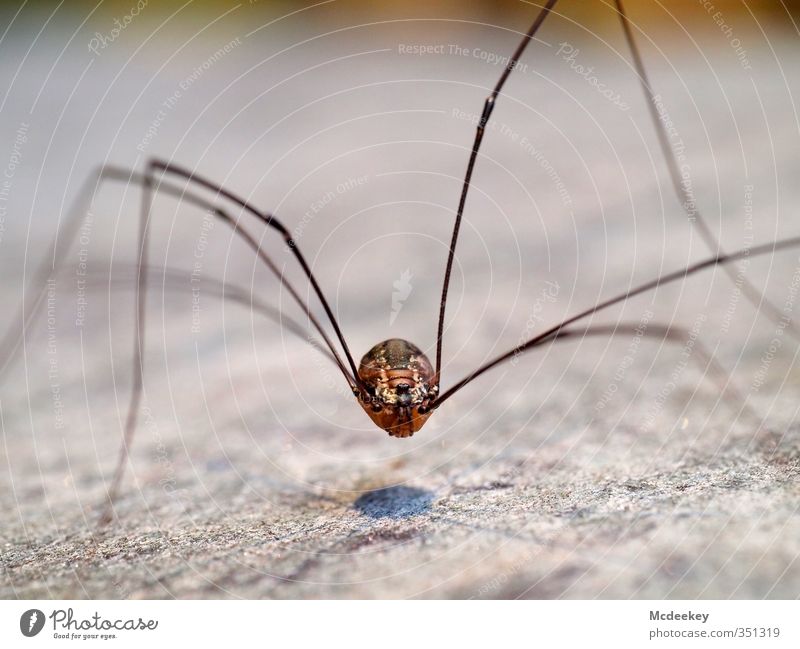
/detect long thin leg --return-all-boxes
[102,164,365,524]
[436,234,800,405]
[0,163,358,525]
[614,0,800,341]
[102,167,152,526]
[92,263,339,367]
[146,159,362,388]
[24,257,341,523]
[537,322,758,423]
[434,0,560,385]
[511,320,761,429]
[0,167,354,387]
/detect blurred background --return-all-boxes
[1,0,799,599]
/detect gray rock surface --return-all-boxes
[1,1,799,599]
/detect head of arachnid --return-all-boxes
[355,338,438,438]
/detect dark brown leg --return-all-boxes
[146,160,362,386]
[99,162,365,525]
[88,263,338,366]
[0,163,357,526]
[435,0,560,385]
[614,0,800,342]
[437,234,800,405]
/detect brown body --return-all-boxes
[357,339,438,437]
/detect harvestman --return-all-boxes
[1,0,798,524]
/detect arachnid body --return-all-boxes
[357,339,437,438]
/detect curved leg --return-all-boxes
[102,163,363,524]
[0,163,356,525]
[537,321,759,426]
[434,0,560,385]
[614,0,800,343]
[85,263,338,367]
[145,159,362,387]
[436,234,800,405]
[0,167,353,386]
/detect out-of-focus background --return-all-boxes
[1,0,799,598]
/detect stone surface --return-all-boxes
[0,1,799,599]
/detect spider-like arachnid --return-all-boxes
[2,0,798,525]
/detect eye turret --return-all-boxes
[396,382,412,407]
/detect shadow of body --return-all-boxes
[354,486,434,519]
